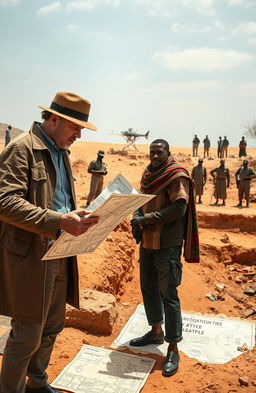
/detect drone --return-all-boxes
[120,128,150,151]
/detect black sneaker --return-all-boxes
[162,351,180,377]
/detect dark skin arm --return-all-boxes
[131,199,188,229]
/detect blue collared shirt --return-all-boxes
[37,123,73,213]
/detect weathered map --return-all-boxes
[0,315,11,354]
[112,304,255,364]
[42,174,154,260]
[51,344,155,393]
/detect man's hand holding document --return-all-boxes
[42,174,155,260]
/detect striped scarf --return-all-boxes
[141,157,200,263]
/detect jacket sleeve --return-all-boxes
[0,143,61,239]
[87,160,96,173]
[142,199,187,225]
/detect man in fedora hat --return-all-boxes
[86,149,108,208]
[0,92,99,393]
[235,159,256,208]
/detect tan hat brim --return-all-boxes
[38,105,97,131]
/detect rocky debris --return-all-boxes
[223,258,233,265]
[108,148,128,156]
[235,275,243,284]
[215,283,225,292]
[237,343,249,352]
[65,288,118,335]
[220,234,230,243]
[249,192,256,202]
[205,293,216,301]
[239,376,249,387]
[241,308,256,318]
[244,283,256,296]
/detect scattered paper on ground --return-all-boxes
[112,304,255,364]
[0,315,11,354]
[51,344,155,393]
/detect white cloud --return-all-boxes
[225,0,244,5]
[232,21,256,35]
[248,37,256,45]
[153,47,253,71]
[66,0,120,11]
[148,81,223,94]
[162,10,176,18]
[62,24,81,32]
[224,0,253,6]
[236,83,256,94]
[0,0,20,5]
[181,0,216,15]
[37,1,61,16]
[171,20,224,34]
[171,22,212,33]
[126,72,141,80]
[213,20,224,30]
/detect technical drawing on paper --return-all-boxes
[51,345,155,393]
[112,304,255,364]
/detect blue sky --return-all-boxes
[0,0,256,147]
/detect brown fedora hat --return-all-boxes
[38,91,97,131]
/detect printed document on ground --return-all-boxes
[51,344,155,393]
[112,304,255,364]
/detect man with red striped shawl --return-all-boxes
[130,139,199,377]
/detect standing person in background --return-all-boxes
[192,134,200,157]
[0,91,99,393]
[191,158,207,204]
[217,136,222,158]
[221,136,229,158]
[235,159,256,208]
[239,136,247,158]
[203,135,210,158]
[210,159,230,206]
[130,139,199,378]
[5,124,12,146]
[86,150,107,208]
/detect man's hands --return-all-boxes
[130,216,145,229]
[60,210,99,236]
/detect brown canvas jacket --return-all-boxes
[0,122,79,323]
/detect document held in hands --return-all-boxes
[42,174,155,260]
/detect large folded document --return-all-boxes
[42,174,154,260]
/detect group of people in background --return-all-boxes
[192,134,248,159]
[191,158,256,208]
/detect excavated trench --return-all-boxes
[78,219,138,299]
[198,210,256,266]
[77,210,256,301]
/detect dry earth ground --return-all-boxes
[0,141,256,393]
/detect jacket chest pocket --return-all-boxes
[30,166,50,207]
[31,166,47,181]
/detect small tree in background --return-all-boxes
[245,120,256,139]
